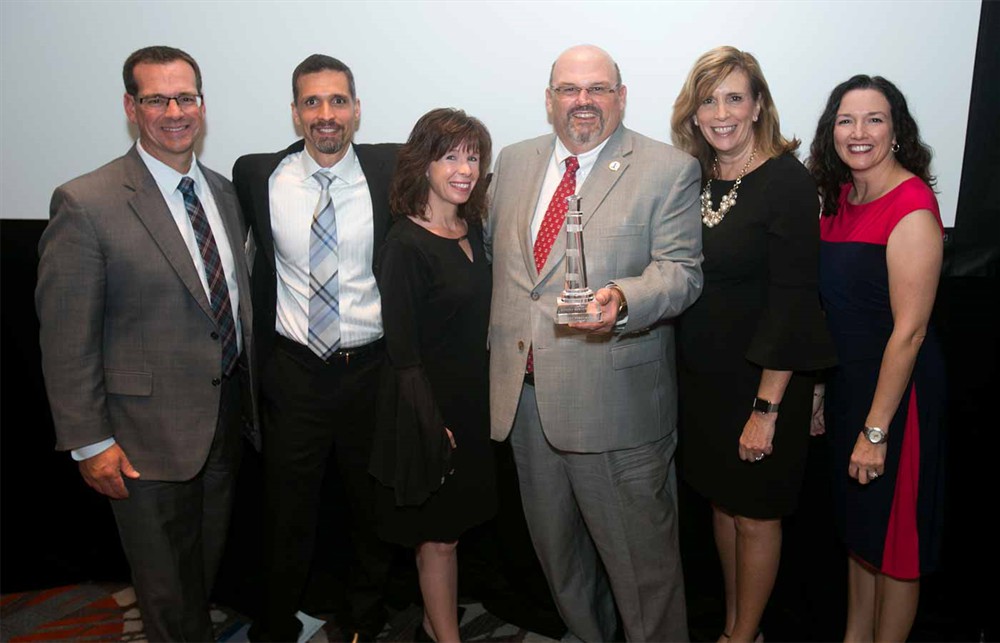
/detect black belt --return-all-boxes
[524,371,535,386]
[275,333,384,366]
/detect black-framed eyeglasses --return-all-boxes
[133,93,203,111]
[549,85,619,98]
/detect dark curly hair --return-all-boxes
[807,75,935,216]
[390,108,492,222]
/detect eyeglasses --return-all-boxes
[549,85,619,99]
[134,94,203,111]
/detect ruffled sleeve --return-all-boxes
[745,157,838,371]
[368,228,452,506]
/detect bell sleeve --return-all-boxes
[369,233,452,506]
[745,158,838,372]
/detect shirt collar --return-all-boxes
[299,143,360,185]
[554,135,610,171]
[135,139,205,193]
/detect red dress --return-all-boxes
[819,177,946,578]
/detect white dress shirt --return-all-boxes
[72,141,242,461]
[530,136,611,243]
[269,145,383,349]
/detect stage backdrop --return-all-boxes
[0,0,981,226]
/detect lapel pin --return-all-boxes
[609,161,621,172]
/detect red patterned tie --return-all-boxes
[533,156,579,272]
[526,156,578,374]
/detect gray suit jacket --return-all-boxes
[36,145,259,481]
[487,125,703,452]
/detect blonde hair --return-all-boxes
[671,46,799,180]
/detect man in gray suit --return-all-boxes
[487,44,703,641]
[36,46,256,641]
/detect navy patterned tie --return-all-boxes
[177,177,239,375]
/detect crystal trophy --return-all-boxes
[556,195,603,324]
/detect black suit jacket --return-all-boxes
[232,140,400,370]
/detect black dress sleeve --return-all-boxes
[745,157,838,371]
[368,229,452,506]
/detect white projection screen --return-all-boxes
[0,1,982,227]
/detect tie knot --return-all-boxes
[314,170,333,190]
[177,176,196,195]
[564,156,579,174]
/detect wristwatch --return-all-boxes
[606,283,628,319]
[862,426,887,444]
[752,397,779,415]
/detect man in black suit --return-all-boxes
[232,54,398,642]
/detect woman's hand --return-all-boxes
[738,412,776,462]
[810,383,826,436]
[848,432,886,485]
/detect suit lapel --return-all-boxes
[203,165,253,336]
[355,143,394,263]
[579,126,632,228]
[123,147,214,320]
[522,137,556,282]
[251,140,306,271]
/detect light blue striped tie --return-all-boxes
[309,170,340,358]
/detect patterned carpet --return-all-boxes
[0,583,556,642]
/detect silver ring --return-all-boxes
[870,471,879,479]
[754,453,764,461]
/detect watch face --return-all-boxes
[866,427,886,444]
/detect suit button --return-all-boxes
[212,378,221,386]
[517,340,525,351]
[211,332,220,340]
[530,292,540,301]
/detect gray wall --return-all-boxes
[0,0,981,225]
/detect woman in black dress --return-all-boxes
[809,76,945,642]
[369,108,494,643]
[671,47,836,642]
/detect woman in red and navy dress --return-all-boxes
[808,75,945,642]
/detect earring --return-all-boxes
[891,142,900,153]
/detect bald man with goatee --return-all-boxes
[486,44,703,641]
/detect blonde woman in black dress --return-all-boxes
[671,47,836,643]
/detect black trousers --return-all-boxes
[111,368,242,642]
[252,335,391,640]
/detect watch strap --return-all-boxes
[752,397,779,414]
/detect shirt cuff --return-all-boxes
[71,438,116,461]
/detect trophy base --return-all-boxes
[556,296,603,324]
